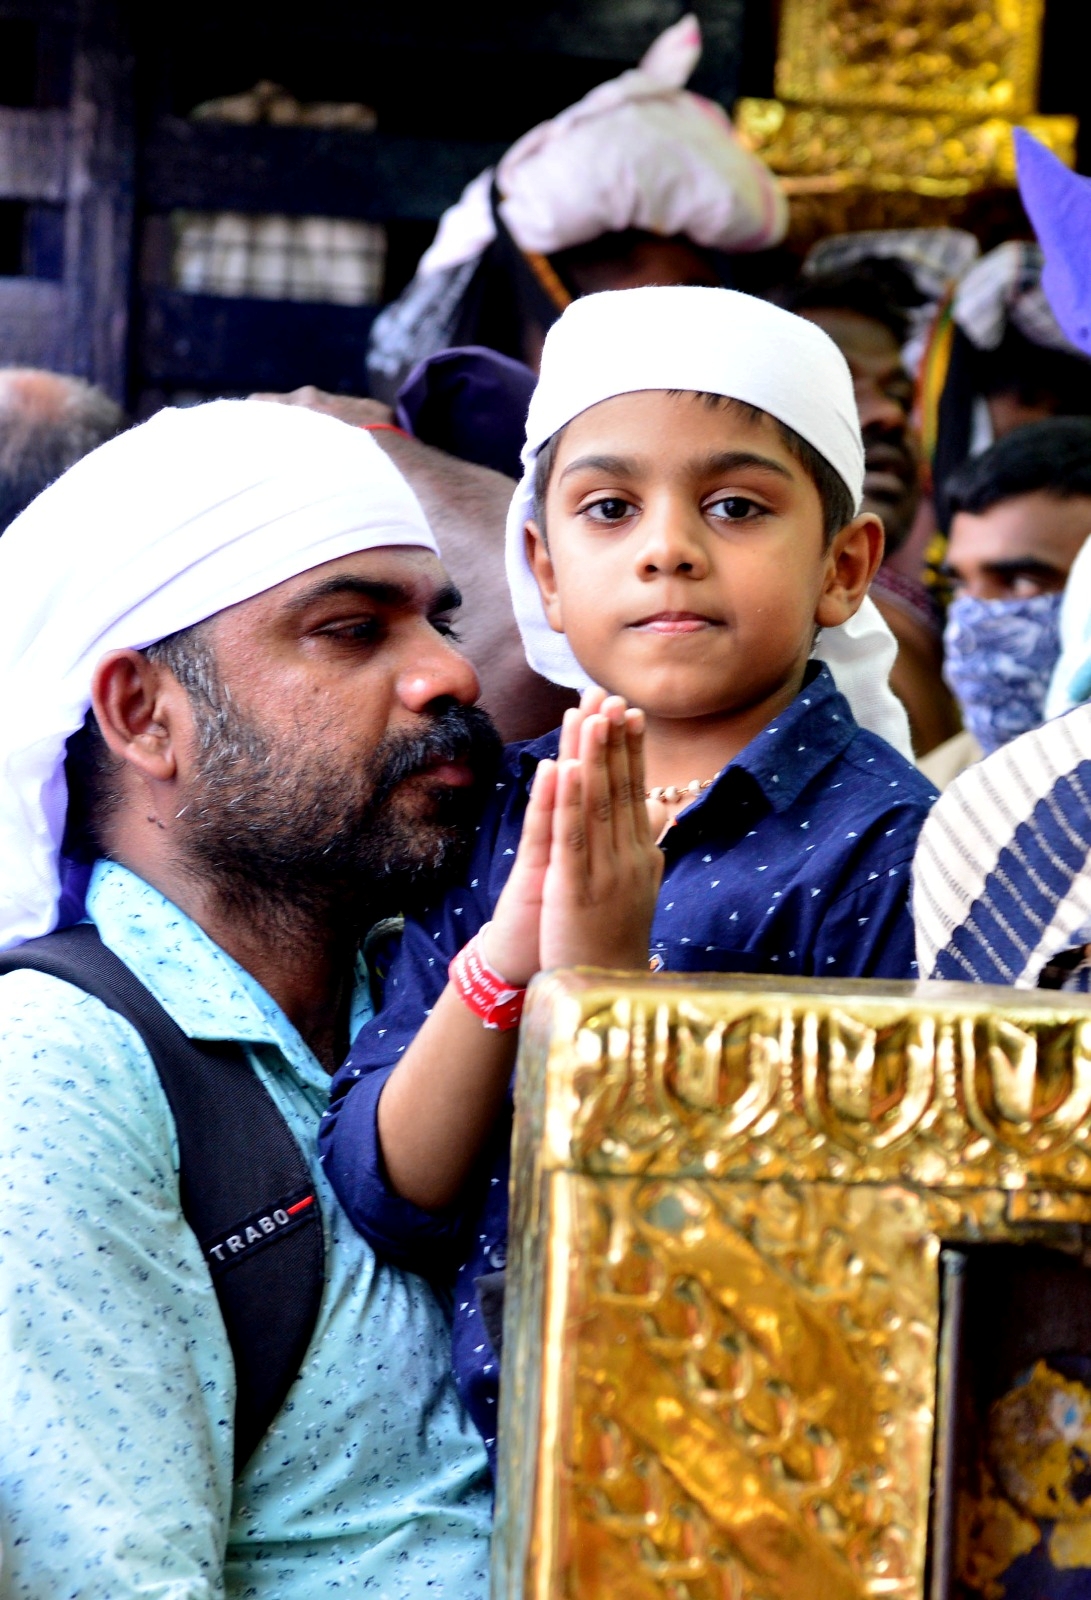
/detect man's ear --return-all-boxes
[524,520,565,635]
[90,650,183,784]
[814,512,885,629]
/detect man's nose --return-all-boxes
[396,629,481,712]
[857,381,909,436]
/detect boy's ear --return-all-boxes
[524,520,566,634]
[814,511,885,629]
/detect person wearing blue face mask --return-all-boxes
[922,417,1091,784]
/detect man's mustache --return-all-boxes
[367,703,503,809]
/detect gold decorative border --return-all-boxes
[526,972,1091,1193]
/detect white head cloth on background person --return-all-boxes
[503,284,913,756]
[367,16,786,398]
[418,14,785,275]
[0,400,439,951]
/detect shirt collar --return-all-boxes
[724,662,857,814]
[85,862,370,1068]
[512,664,856,817]
[514,726,562,774]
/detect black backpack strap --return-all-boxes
[0,923,325,1470]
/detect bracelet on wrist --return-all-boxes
[448,924,526,1031]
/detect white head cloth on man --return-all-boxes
[0,399,439,951]
[503,284,912,755]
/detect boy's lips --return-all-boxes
[630,611,719,634]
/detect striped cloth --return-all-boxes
[914,703,1091,988]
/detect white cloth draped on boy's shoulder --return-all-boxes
[503,283,912,757]
[0,399,438,951]
[913,702,1091,986]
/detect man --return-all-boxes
[0,400,495,1597]
[926,416,1091,785]
[786,266,960,755]
[0,367,125,533]
[913,134,1091,998]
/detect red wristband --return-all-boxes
[448,925,526,1031]
[360,422,412,438]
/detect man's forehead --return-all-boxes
[221,546,452,622]
[950,492,1091,557]
[799,306,902,368]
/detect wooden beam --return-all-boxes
[0,278,65,366]
[59,0,134,400]
[141,119,505,222]
[139,288,378,393]
[0,109,68,201]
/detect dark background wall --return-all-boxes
[2,0,1089,409]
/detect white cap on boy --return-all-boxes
[503,284,911,755]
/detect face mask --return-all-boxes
[943,591,1064,756]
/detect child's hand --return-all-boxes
[538,695,663,973]
[482,689,610,986]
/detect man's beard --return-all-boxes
[174,696,502,936]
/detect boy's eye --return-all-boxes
[707,495,764,521]
[431,617,462,641]
[584,496,635,522]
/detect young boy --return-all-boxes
[320,286,938,1472]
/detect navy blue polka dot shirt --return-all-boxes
[321,662,938,1473]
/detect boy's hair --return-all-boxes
[531,393,856,544]
[945,416,1091,518]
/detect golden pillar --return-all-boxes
[496,971,1091,1597]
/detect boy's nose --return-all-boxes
[635,507,709,578]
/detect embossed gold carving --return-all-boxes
[494,973,1091,1600]
[734,101,1076,198]
[776,0,1045,116]
[734,0,1077,207]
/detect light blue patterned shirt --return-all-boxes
[0,861,491,1599]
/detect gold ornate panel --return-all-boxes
[734,0,1077,219]
[493,972,1091,1600]
[776,0,1045,118]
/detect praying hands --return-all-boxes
[483,687,663,987]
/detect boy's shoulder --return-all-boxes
[731,664,937,826]
[838,725,939,813]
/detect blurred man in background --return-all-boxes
[0,369,125,535]
[787,265,961,755]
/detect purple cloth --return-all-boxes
[55,857,92,930]
[1015,129,1091,357]
[395,346,536,481]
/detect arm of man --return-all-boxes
[252,386,577,742]
[0,973,234,1600]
